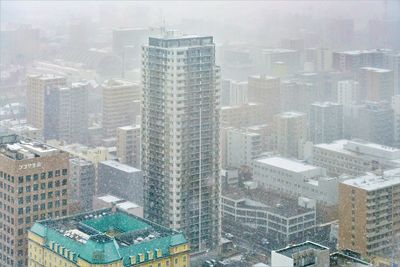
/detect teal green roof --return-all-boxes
[29,210,188,266]
[83,212,150,233]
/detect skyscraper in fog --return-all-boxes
[273,111,308,159]
[27,74,67,132]
[44,82,89,144]
[142,32,220,251]
[309,102,343,144]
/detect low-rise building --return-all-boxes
[98,160,143,206]
[28,209,190,267]
[311,139,400,176]
[253,156,343,205]
[222,188,316,246]
[227,128,262,169]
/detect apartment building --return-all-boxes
[116,125,141,169]
[339,168,400,259]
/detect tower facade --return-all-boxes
[142,32,221,251]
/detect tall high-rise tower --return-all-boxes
[142,31,221,251]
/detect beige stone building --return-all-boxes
[0,134,69,267]
[26,74,67,131]
[102,79,140,138]
[116,125,141,168]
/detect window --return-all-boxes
[48,171,53,178]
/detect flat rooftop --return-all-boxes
[30,209,187,265]
[222,187,315,218]
[341,168,400,191]
[361,67,392,73]
[311,101,342,108]
[276,111,306,118]
[100,160,141,173]
[0,134,61,160]
[255,156,320,173]
[274,241,328,258]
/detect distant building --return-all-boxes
[248,75,281,122]
[337,80,359,107]
[222,187,316,246]
[260,48,300,75]
[359,67,394,102]
[0,135,69,266]
[311,139,400,176]
[280,80,318,113]
[26,74,67,131]
[28,209,190,267]
[309,102,343,144]
[98,160,143,206]
[339,169,400,258]
[116,125,141,168]
[220,102,265,128]
[332,49,388,73]
[44,81,89,144]
[8,124,41,140]
[93,194,143,217]
[69,158,95,212]
[273,111,308,159]
[102,79,139,138]
[226,128,262,169]
[221,79,248,106]
[392,95,400,147]
[253,156,344,205]
[353,101,393,146]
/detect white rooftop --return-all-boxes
[97,195,122,203]
[100,160,141,173]
[116,201,140,210]
[361,67,392,73]
[255,156,320,173]
[277,111,306,118]
[341,168,400,191]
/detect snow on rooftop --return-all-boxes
[341,168,400,191]
[100,160,141,173]
[277,111,306,118]
[116,201,140,210]
[361,67,392,73]
[314,140,354,155]
[98,195,122,203]
[255,156,319,173]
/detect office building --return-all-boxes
[353,101,393,146]
[337,80,359,108]
[309,102,343,144]
[332,49,388,73]
[271,241,330,267]
[26,74,67,131]
[226,128,262,169]
[44,81,89,144]
[248,75,281,122]
[142,32,221,250]
[359,67,394,102]
[116,125,141,168]
[28,209,190,267]
[384,53,400,96]
[69,158,95,212]
[0,135,69,267]
[98,160,143,206]
[392,95,400,147]
[220,102,265,128]
[222,188,316,246]
[93,194,143,217]
[273,112,308,159]
[312,139,400,176]
[339,169,400,258]
[102,79,139,138]
[280,80,318,113]
[8,125,41,140]
[221,79,248,106]
[260,48,300,75]
[253,156,345,205]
